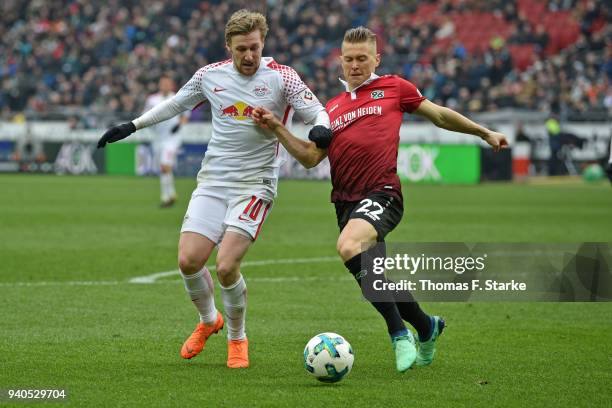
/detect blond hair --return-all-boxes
[343,26,377,46]
[225,9,269,45]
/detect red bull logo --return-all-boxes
[220,101,255,121]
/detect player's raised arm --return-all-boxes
[253,107,327,169]
[413,99,509,152]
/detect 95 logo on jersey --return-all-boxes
[371,90,384,99]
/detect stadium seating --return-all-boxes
[0,0,609,121]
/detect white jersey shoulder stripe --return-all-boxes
[264,59,307,99]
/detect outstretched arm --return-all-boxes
[253,107,327,169]
[97,98,188,148]
[98,66,206,149]
[414,100,509,152]
[133,98,188,130]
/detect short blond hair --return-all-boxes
[225,9,268,45]
[343,26,377,46]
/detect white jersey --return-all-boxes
[144,92,182,142]
[173,57,325,192]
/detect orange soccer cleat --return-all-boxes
[227,338,249,368]
[180,312,224,359]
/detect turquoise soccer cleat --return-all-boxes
[392,331,417,373]
[415,316,445,366]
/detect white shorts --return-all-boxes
[181,185,274,243]
[153,138,181,168]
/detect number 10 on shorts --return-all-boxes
[236,195,272,240]
[239,196,268,222]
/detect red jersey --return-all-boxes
[326,75,425,202]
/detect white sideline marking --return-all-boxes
[3,249,571,288]
[128,256,339,284]
[0,275,351,288]
[0,256,342,288]
[126,249,570,284]
[0,280,122,287]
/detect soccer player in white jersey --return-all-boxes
[97,10,331,368]
[143,74,189,208]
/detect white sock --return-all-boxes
[167,172,176,198]
[221,275,247,340]
[160,173,169,202]
[181,267,217,325]
[160,172,174,201]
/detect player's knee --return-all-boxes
[215,259,239,286]
[178,253,204,275]
[336,238,361,262]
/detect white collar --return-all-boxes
[339,73,380,92]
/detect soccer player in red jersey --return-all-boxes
[253,27,508,372]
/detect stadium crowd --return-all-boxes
[0,0,609,123]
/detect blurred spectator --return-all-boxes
[515,122,531,143]
[546,115,562,175]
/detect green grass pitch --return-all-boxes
[1,174,611,407]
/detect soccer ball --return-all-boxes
[303,332,354,383]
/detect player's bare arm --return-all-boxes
[253,107,327,169]
[414,99,509,152]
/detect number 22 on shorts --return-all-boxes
[355,198,384,221]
